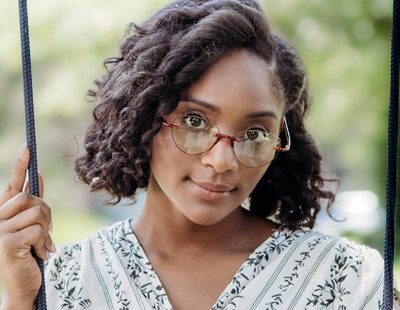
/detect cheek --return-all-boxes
[150,132,173,172]
[242,165,269,194]
[150,130,189,181]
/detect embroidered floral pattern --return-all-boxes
[265,234,328,309]
[305,242,369,309]
[97,232,131,310]
[45,219,386,309]
[216,230,304,309]
[47,244,92,309]
[107,221,171,310]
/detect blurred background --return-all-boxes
[0,0,398,286]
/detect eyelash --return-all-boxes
[182,111,209,122]
[181,111,270,133]
[248,126,269,133]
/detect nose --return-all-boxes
[200,137,239,173]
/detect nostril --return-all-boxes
[200,140,239,172]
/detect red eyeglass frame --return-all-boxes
[162,117,291,153]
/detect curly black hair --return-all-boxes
[75,0,337,230]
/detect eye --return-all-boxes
[183,115,208,129]
[244,129,269,143]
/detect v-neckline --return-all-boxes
[123,218,287,310]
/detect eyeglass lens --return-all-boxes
[171,116,280,167]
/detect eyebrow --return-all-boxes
[181,97,219,112]
[180,97,278,120]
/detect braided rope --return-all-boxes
[383,0,399,308]
[17,0,47,309]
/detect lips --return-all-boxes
[192,180,235,192]
[188,179,235,201]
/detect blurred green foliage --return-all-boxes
[0,0,398,278]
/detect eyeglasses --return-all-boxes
[162,114,291,168]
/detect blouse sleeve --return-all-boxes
[394,278,400,310]
[354,246,399,310]
[44,243,86,309]
[352,247,383,309]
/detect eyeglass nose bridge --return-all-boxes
[212,132,241,147]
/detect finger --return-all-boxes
[1,205,50,234]
[12,224,48,261]
[9,144,30,194]
[23,173,44,199]
[0,192,51,223]
[44,231,56,254]
[0,145,30,206]
[31,231,49,261]
[22,170,29,192]
[39,173,44,198]
[1,224,48,261]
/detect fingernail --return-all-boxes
[46,251,50,260]
[51,242,56,253]
[19,143,27,154]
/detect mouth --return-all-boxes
[188,179,235,201]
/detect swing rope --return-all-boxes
[384,0,399,308]
[17,0,47,309]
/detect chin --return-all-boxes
[182,203,238,227]
[188,215,225,226]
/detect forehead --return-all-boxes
[181,49,284,120]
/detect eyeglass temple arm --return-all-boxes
[274,117,291,152]
[162,119,179,129]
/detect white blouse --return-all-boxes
[45,218,395,309]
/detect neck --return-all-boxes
[133,192,259,257]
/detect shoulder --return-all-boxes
[45,218,134,280]
[282,228,384,281]
[44,219,136,308]
[307,229,383,273]
[279,228,382,263]
[280,229,384,308]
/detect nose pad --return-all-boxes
[212,132,237,147]
[200,138,239,173]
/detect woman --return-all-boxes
[0,0,391,309]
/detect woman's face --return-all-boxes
[148,49,284,226]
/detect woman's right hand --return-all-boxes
[0,145,55,309]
